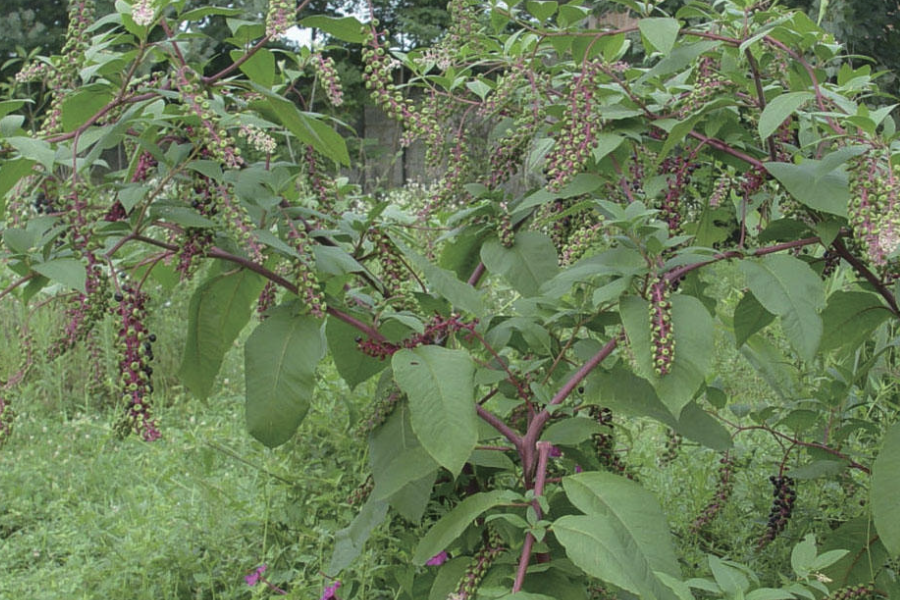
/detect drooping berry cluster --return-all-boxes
[560,219,604,266]
[216,184,264,263]
[544,61,604,191]
[370,230,407,301]
[302,145,335,211]
[589,406,630,476]
[659,429,682,466]
[0,396,14,448]
[677,56,726,117]
[113,286,159,442]
[265,0,294,38]
[174,67,243,169]
[649,277,675,376]
[357,379,403,435]
[451,526,505,600]
[361,28,417,129]
[824,584,875,600]
[759,474,796,546]
[39,0,95,135]
[708,173,732,207]
[48,262,108,359]
[691,455,735,533]
[14,61,50,85]
[659,154,698,233]
[848,151,900,273]
[312,53,344,107]
[488,113,540,189]
[357,314,477,360]
[287,225,326,318]
[497,201,515,248]
[347,475,374,505]
[422,133,471,217]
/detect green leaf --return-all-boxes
[428,557,471,600]
[541,417,606,446]
[819,291,891,353]
[413,490,509,564]
[764,160,849,217]
[481,232,560,297]
[6,137,56,171]
[620,294,714,417]
[244,310,325,447]
[371,446,438,501]
[758,92,814,140]
[325,315,388,388]
[179,267,265,400]
[61,88,114,133]
[32,259,86,293]
[369,403,436,522]
[675,401,732,451]
[0,158,35,211]
[263,92,349,165]
[733,290,776,347]
[639,17,681,55]
[299,15,365,43]
[230,48,275,88]
[872,421,900,557]
[562,472,682,577]
[526,0,557,21]
[821,517,890,586]
[328,496,389,573]
[554,515,677,600]
[739,255,825,362]
[396,240,484,316]
[708,556,749,595]
[393,346,477,475]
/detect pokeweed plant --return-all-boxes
[1,0,900,597]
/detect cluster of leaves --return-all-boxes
[2,0,900,598]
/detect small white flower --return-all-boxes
[132,0,156,27]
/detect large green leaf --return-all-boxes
[61,88,114,133]
[758,92,814,140]
[299,15,365,42]
[562,472,681,577]
[179,267,264,400]
[872,422,900,557]
[31,259,86,293]
[554,515,677,600]
[733,290,775,348]
[620,294,714,417]
[370,403,436,522]
[393,346,477,475]
[396,240,484,316]
[821,517,890,586]
[412,490,509,565]
[325,314,388,388]
[739,254,825,362]
[639,17,681,55]
[230,47,275,88]
[0,158,35,212]
[819,291,891,353]
[676,401,733,451]
[480,232,560,297]
[764,160,849,217]
[328,496,390,574]
[262,91,349,165]
[244,310,325,447]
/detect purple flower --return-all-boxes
[574,464,583,473]
[426,550,449,566]
[244,564,266,587]
[549,445,563,458]
[321,580,341,600]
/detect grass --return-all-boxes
[0,284,390,599]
